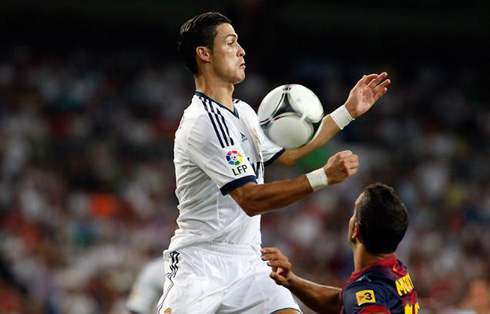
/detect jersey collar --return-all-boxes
[347,254,398,284]
[195,91,240,118]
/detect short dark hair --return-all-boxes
[177,12,231,75]
[356,183,409,255]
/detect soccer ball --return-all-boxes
[258,84,324,149]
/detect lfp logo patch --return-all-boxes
[226,150,243,166]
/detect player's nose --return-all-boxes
[238,43,245,57]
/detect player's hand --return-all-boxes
[261,247,295,287]
[344,72,391,118]
[323,150,359,185]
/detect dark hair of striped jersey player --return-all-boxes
[352,183,408,254]
[262,183,420,314]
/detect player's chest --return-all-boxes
[229,115,262,162]
[227,114,264,179]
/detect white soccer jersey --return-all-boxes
[168,91,284,252]
[126,258,163,314]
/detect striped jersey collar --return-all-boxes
[195,91,239,118]
[347,254,398,284]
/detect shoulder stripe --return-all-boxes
[214,107,235,146]
[201,97,225,148]
[207,99,231,147]
[200,97,234,148]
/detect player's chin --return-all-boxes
[233,73,246,84]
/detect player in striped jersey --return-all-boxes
[263,183,419,314]
[157,12,391,314]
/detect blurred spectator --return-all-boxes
[125,258,163,314]
[457,277,490,314]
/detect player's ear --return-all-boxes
[196,46,211,63]
[353,222,363,243]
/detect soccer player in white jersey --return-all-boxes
[157,12,391,314]
[126,258,163,314]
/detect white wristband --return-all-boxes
[306,168,329,192]
[330,105,355,130]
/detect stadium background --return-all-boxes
[0,0,488,313]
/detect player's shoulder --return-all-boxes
[345,274,390,296]
[179,95,217,128]
[233,98,260,124]
[177,94,237,150]
[345,267,397,299]
[233,98,255,113]
[186,94,211,116]
[343,278,391,313]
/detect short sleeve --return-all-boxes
[187,114,257,195]
[343,282,391,314]
[126,259,164,314]
[255,118,285,166]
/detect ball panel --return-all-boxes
[287,84,324,123]
[257,85,285,123]
[267,113,313,149]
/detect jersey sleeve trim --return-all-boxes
[264,148,285,167]
[359,305,391,314]
[220,175,257,195]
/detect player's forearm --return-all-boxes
[277,115,340,166]
[231,176,312,216]
[233,150,358,216]
[287,274,343,314]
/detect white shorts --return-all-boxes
[157,243,302,314]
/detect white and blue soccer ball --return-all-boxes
[258,84,324,149]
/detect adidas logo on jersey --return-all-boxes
[241,132,248,142]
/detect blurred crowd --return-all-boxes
[0,46,489,314]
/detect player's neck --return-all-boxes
[353,245,394,272]
[195,75,235,110]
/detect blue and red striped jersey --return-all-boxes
[342,255,419,314]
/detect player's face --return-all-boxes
[210,23,246,84]
[348,193,364,247]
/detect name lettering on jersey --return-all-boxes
[232,165,248,176]
[355,289,376,306]
[396,273,415,296]
[404,302,420,314]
